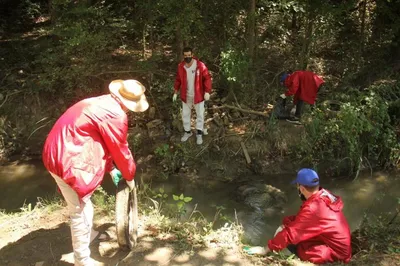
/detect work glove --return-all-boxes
[280,94,286,99]
[290,106,296,116]
[126,179,135,191]
[204,92,210,101]
[172,93,178,102]
[243,246,268,256]
[110,168,122,187]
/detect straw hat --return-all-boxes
[109,79,149,112]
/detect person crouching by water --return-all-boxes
[244,168,352,264]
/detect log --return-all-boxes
[240,141,251,164]
[211,104,270,118]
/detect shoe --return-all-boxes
[196,134,203,145]
[286,117,302,125]
[181,132,193,142]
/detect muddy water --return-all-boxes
[1,160,399,246]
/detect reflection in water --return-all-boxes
[1,160,399,247]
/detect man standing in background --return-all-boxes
[173,47,212,145]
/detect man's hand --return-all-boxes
[172,93,178,102]
[243,246,269,256]
[126,179,135,191]
[280,94,287,99]
[110,168,122,187]
[204,92,210,101]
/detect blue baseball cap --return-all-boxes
[291,168,320,186]
[280,73,289,84]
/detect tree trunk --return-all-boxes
[359,0,367,58]
[142,25,146,59]
[298,4,314,70]
[247,0,256,61]
[48,0,56,24]
[247,0,256,91]
[175,25,183,62]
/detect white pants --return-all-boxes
[182,96,205,132]
[51,173,94,266]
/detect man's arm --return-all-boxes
[201,64,212,93]
[284,73,299,97]
[282,215,296,226]
[173,67,182,93]
[98,116,136,181]
[268,204,320,251]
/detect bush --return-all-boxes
[295,89,400,175]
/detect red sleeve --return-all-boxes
[104,156,114,173]
[268,204,320,251]
[98,116,136,181]
[174,66,181,93]
[201,64,212,93]
[282,215,296,226]
[285,73,299,97]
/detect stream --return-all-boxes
[1,159,399,246]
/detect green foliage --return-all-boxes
[357,213,400,254]
[172,193,192,219]
[91,186,116,213]
[296,89,400,174]
[154,143,190,174]
[32,2,132,95]
[220,48,249,83]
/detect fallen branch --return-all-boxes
[240,141,251,164]
[211,104,270,118]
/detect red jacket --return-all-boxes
[42,95,136,200]
[284,71,324,105]
[174,57,212,104]
[268,188,351,264]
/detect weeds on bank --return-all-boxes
[154,143,192,174]
[92,186,116,214]
[295,88,400,175]
[353,199,400,255]
[0,195,64,224]
[137,183,243,250]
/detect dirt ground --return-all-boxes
[1,204,399,266]
[0,205,310,266]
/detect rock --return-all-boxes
[172,118,184,132]
[148,107,156,119]
[236,184,287,212]
[146,119,165,138]
[223,116,230,126]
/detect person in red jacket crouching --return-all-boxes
[244,168,352,264]
[42,79,149,266]
[280,71,325,125]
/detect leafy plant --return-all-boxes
[172,193,192,219]
[154,143,190,174]
[295,89,400,175]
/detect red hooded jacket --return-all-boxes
[174,57,212,104]
[42,95,136,200]
[268,188,352,264]
[284,71,324,105]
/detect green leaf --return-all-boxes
[159,187,164,193]
[183,197,192,203]
[179,194,184,200]
[172,194,179,201]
